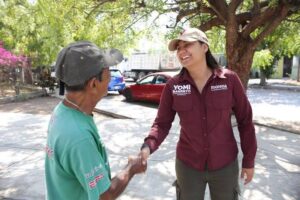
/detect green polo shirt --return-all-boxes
[45,102,111,200]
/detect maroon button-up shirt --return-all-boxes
[144,68,257,171]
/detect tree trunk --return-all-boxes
[259,68,267,86]
[24,67,33,84]
[221,0,294,89]
[226,34,255,89]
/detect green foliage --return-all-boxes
[269,15,300,57]
[206,27,226,54]
[252,13,300,78]
[261,64,275,79]
[252,13,300,58]
[252,49,274,69]
[0,0,146,68]
[252,49,275,79]
[0,0,299,74]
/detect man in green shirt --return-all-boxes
[45,41,146,200]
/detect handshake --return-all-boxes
[127,146,151,175]
[100,146,152,199]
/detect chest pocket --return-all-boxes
[172,95,195,124]
[207,90,233,110]
[172,96,193,111]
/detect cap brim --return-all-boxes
[168,39,180,51]
[102,48,124,67]
[168,38,200,51]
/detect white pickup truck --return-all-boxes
[123,53,182,81]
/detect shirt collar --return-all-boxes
[179,67,226,83]
[213,68,227,79]
[179,68,193,83]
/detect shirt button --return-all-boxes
[204,147,208,151]
[204,133,207,136]
[202,117,206,120]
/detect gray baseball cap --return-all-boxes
[55,41,123,94]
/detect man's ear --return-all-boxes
[87,77,97,89]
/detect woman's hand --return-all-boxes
[139,146,150,166]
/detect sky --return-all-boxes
[136,12,190,53]
[28,0,36,4]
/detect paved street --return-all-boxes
[248,89,300,134]
[0,87,300,200]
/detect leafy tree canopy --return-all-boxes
[0,0,148,67]
[252,12,300,72]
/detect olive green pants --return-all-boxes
[175,159,240,200]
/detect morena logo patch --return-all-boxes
[210,84,228,91]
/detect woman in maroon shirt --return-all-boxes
[140,28,257,200]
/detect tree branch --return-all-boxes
[251,4,290,49]
[286,16,300,23]
[171,3,215,26]
[199,17,224,31]
[242,6,278,37]
[236,12,252,25]
[183,13,201,25]
[123,13,149,31]
[252,1,270,13]
[175,7,200,24]
[242,0,299,37]
[207,0,228,23]
[229,0,243,12]
[171,0,199,5]
[87,0,118,18]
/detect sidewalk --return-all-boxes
[248,78,300,92]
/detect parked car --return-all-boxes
[108,69,126,94]
[121,71,179,103]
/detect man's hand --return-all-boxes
[100,156,147,200]
[241,168,254,185]
[128,156,147,174]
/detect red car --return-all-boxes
[121,71,179,103]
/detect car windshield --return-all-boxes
[155,75,167,84]
[139,75,154,84]
[110,70,122,77]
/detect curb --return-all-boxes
[93,108,132,119]
[231,117,299,135]
[253,119,300,135]
[51,93,132,119]
[0,90,48,104]
[249,84,300,92]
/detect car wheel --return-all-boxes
[123,89,133,102]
